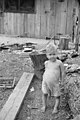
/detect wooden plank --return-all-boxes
[78,3,80,44]
[0,13,4,34]
[34,0,40,38]
[4,13,8,34]
[28,14,35,38]
[6,13,11,35]
[60,0,67,34]
[66,0,77,36]
[50,0,56,36]
[10,13,14,35]
[13,13,17,35]
[66,0,72,35]
[44,0,50,12]
[20,13,24,35]
[54,0,57,35]
[16,13,20,35]
[55,1,62,35]
[0,72,34,120]
[40,0,47,38]
[9,13,13,35]
[16,13,21,35]
[45,0,50,37]
[49,15,55,37]
[24,14,28,36]
[0,18,1,34]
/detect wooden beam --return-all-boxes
[0,72,34,120]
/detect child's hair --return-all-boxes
[46,43,57,55]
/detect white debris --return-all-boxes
[30,87,34,92]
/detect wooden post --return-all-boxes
[75,17,79,51]
[59,36,70,50]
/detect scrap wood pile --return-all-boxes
[57,49,79,62]
[0,42,36,52]
[60,52,80,118]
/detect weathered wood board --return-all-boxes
[0,72,34,120]
[0,0,80,39]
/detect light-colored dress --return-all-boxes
[42,59,64,97]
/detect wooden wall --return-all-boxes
[0,0,79,39]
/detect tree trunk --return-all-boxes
[29,52,48,80]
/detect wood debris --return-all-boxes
[0,77,15,88]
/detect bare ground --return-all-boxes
[15,54,80,120]
[16,76,71,120]
[0,48,80,120]
[0,50,34,111]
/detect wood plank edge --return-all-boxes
[0,72,34,120]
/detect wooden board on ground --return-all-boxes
[0,77,15,88]
[0,72,34,120]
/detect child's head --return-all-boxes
[46,43,57,60]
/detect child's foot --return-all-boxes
[41,106,47,113]
[52,109,58,114]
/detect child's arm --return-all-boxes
[44,61,48,69]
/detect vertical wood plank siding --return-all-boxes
[34,0,40,38]
[0,0,79,38]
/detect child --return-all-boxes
[41,43,65,114]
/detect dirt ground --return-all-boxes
[0,46,80,120]
[16,54,80,120]
[16,76,72,120]
[0,49,34,111]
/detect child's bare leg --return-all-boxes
[41,94,48,112]
[52,96,60,114]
